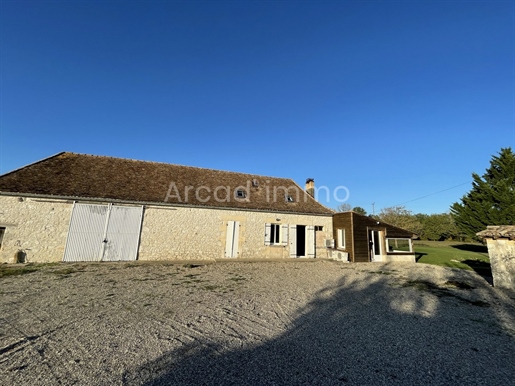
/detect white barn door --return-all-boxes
[63,203,108,262]
[63,203,143,262]
[102,206,144,261]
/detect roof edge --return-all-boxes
[0,191,334,217]
[336,211,417,237]
[0,151,67,178]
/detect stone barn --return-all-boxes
[0,152,334,263]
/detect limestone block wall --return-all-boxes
[485,238,515,289]
[0,195,73,263]
[138,205,333,261]
[0,195,333,263]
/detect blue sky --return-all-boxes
[1,1,514,214]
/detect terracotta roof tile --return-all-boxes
[0,152,334,215]
[477,225,515,240]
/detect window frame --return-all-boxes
[0,227,5,249]
[386,238,413,253]
[270,223,281,245]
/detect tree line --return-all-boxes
[337,147,515,241]
[337,204,462,241]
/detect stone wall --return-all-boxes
[0,195,333,263]
[0,196,73,263]
[139,205,333,260]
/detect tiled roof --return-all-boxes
[477,226,515,240]
[0,152,334,215]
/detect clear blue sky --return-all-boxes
[1,1,514,214]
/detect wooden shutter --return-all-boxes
[289,225,297,257]
[264,223,271,245]
[233,221,240,257]
[307,225,315,257]
[225,221,240,258]
[281,224,288,246]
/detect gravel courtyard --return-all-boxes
[1,260,514,386]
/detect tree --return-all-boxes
[451,147,515,238]
[416,213,458,241]
[352,206,367,215]
[335,204,368,214]
[376,205,423,235]
[336,203,352,212]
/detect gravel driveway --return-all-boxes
[1,260,514,385]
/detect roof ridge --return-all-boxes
[63,152,296,182]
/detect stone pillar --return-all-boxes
[477,226,515,289]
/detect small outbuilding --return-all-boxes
[331,211,416,263]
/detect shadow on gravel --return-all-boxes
[123,268,515,386]
[451,244,488,254]
[461,259,493,284]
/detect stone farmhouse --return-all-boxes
[0,152,334,263]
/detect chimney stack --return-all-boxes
[305,178,315,197]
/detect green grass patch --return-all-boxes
[228,276,246,282]
[49,267,78,276]
[414,241,490,275]
[0,265,39,278]
[0,262,62,278]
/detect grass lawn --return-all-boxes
[414,240,491,277]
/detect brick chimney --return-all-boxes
[305,178,315,197]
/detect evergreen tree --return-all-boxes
[352,206,367,215]
[450,147,515,237]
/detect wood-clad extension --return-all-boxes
[333,211,416,263]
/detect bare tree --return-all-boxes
[336,203,352,212]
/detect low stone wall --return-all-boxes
[382,254,416,263]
